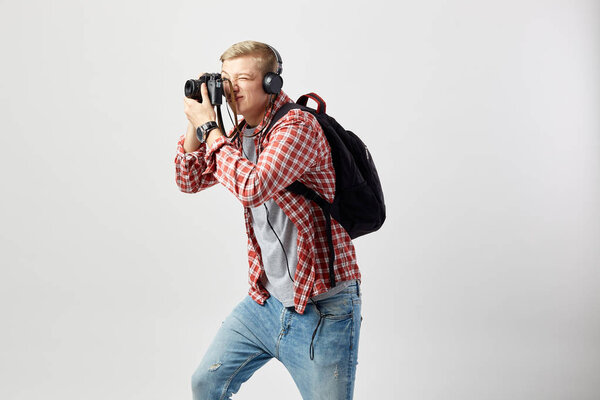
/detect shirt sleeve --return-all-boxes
[174,134,218,193]
[206,110,327,208]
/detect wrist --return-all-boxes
[196,121,219,144]
[206,128,223,148]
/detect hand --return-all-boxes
[183,82,217,128]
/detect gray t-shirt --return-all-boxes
[241,127,353,307]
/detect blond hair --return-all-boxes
[220,40,279,76]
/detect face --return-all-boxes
[221,56,270,126]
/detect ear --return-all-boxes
[263,72,283,94]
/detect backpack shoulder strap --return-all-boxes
[264,102,303,135]
[265,97,338,288]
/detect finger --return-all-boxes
[198,72,206,79]
[200,82,210,103]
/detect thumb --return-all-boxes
[200,82,210,104]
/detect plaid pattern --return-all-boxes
[175,92,360,314]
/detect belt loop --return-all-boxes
[356,282,360,297]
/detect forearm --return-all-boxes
[183,121,201,153]
[175,134,218,193]
[208,112,324,208]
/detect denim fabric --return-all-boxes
[191,282,362,399]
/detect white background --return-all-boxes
[1,0,599,399]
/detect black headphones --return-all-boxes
[262,44,283,95]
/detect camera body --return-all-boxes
[184,73,223,105]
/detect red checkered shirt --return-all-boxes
[175,91,360,314]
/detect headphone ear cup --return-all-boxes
[263,72,283,94]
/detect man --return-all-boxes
[175,40,362,399]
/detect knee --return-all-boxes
[191,365,221,400]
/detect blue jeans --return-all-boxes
[191,282,362,399]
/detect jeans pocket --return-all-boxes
[313,292,354,320]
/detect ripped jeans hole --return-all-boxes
[208,362,222,372]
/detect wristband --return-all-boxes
[196,121,218,143]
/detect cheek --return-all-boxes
[244,90,257,103]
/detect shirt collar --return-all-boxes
[251,91,293,134]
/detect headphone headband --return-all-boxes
[262,44,283,95]
[266,44,283,75]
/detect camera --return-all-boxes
[184,73,223,105]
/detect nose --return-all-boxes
[224,79,238,95]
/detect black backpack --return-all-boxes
[266,93,386,287]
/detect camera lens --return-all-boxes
[184,79,199,98]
